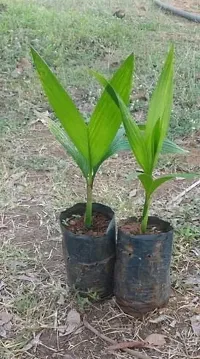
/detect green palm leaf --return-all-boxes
[145,46,174,170]
[161,138,188,154]
[89,54,134,167]
[31,47,89,160]
[91,71,150,172]
[111,128,188,156]
[138,172,200,197]
[48,120,89,178]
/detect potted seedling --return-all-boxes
[31,47,135,299]
[31,46,188,302]
[93,45,199,314]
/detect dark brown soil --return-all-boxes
[120,219,163,235]
[65,213,110,236]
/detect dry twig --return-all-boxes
[169,179,200,206]
[107,341,152,351]
[83,317,152,359]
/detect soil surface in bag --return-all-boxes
[63,212,110,236]
[120,217,169,235]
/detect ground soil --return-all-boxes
[1,121,199,359]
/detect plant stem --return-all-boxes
[141,194,151,233]
[84,178,93,228]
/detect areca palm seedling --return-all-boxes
[93,45,199,233]
[31,47,185,230]
[92,45,200,313]
[31,45,190,300]
[30,47,136,298]
[31,47,134,228]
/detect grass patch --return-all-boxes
[0,240,69,358]
[0,0,200,137]
[0,2,200,358]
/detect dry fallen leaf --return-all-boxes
[191,315,200,336]
[145,333,166,347]
[0,326,7,338]
[57,293,65,305]
[16,58,32,73]
[22,332,42,352]
[11,58,32,78]
[107,340,151,351]
[0,312,12,326]
[149,314,169,324]
[31,110,50,126]
[169,319,177,328]
[59,309,80,336]
[0,312,13,338]
[129,189,137,198]
[134,91,148,101]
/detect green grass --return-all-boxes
[0,3,199,358]
[0,0,200,138]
